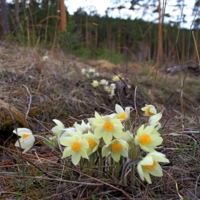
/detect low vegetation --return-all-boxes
[0,42,200,200]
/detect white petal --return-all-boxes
[52,119,65,128]
[13,128,32,136]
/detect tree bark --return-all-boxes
[60,0,66,31]
[14,0,19,40]
[0,0,10,36]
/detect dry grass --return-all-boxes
[0,42,200,200]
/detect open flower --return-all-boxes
[13,128,35,153]
[141,104,157,116]
[51,119,65,137]
[81,68,86,75]
[92,80,99,87]
[115,104,131,122]
[134,125,163,152]
[73,120,91,134]
[93,114,123,144]
[112,75,120,82]
[100,79,108,86]
[60,135,89,165]
[102,139,129,162]
[104,86,111,93]
[83,132,99,156]
[137,152,169,184]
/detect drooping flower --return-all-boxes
[60,135,89,165]
[51,119,65,137]
[137,152,169,184]
[115,104,131,122]
[149,113,162,128]
[102,139,129,162]
[93,114,123,144]
[83,132,99,156]
[134,125,163,152]
[112,75,120,82]
[92,80,99,87]
[141,104,157,116]
[13,128,35,153]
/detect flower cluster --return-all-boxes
[81,68,99,78]
[13,103,169,185]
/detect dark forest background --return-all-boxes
[0,0,200,65]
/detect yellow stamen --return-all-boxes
[143,160,157,170]
[139,134,151,145]
[103,121,114,132]
[71,141,81,152]
[22,133,31,141]
[111,141,122,153]
[117,112,126,120]
[88,138,97,149]
[147,107,154,116]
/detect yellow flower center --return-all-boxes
[22,134,31,142]
[143,160,157,170]
[71,141,81,152]
[111,141,123,152]
[103,121,114,132]
[117,112,126,120]
[139,134,151,145]
[147,107,154,116]
[88,138,97,149]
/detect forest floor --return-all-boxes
[0,42,200,200]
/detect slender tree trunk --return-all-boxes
[14,0,19,41]
[157,0,163,65]
[85,13,89,48]
[0,0,10,36]
[60,0,66,31]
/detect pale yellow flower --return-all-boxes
[112,75,120,82]
[51,119,65,137]
[134,125,163,152]
[115,104,131,122]
[60,135,89,165]
[73,120,91,134]
[92,114,123,144]
[149,113,162,128]
[102,139,129,162]
[92,80,99,87]
[89,68,95,73]
[13,128,35,153]
[104,86,111,93]
[81,68,86,75]
[82,132,99,156]
[141,104,157,116]
[100,79,108,86]
[137,152,169,184]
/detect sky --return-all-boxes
[64,0,197,29]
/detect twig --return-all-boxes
[22,84,32,120]
[182,131,200,134]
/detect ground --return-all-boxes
[0,43,200,200]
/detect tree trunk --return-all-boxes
[60,0,66,31]
[85,13,89,48]
[0,0,10,36]
[14,0,19,41]
[157,0,163,65]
